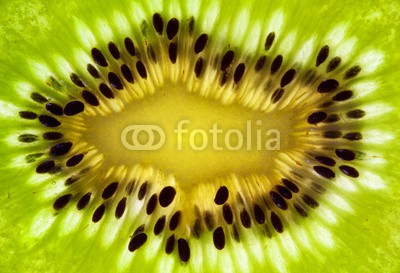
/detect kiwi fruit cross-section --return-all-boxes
[0,0,400,272]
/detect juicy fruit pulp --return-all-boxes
[0,0,400,273]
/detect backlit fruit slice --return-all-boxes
[0,0,399,273]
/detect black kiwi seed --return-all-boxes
[165,235,175,254]
[82,90,100,106]
[99,83,114,99]
[18,134,38,143]
[280,68,296,87]
[53,194,72,210]
[133,225,145,236]
[316,45,329,67]
[108,42,120,59]
[128,233,148,252]
[121,64,134,83]
[91,48,108,67]
[302,195,319,208]
[282,179,299,193]
[192,219,202,238]
[125,181,135,195]
[25,153,45,163]
[50,142,73,157]
[152,13,164,35]
[294,204,308,217]
[136,61,148,79]
[204,211,215,231]
[343,132,362,141]
[102,182,119,199]
[307,111,327,124]
[77,193,91,210]
[92,204,106,223]
[220,50,235,71]
[318,79,339,93]
[194,34,208,54]
[70,73,85,87]
[146,194,158,215]
[271,88,285,103]
[137,182,148,200]
[270,212,283,233]
[19,111,38,120]
[222,204,233,224]
[65,176,79,186]
[270,55,283,74]
[232,224,240,242]
[240,209,252,228]
[269,191,288,210]
[275,185,292,199]
[154,215,166,235]
[312,182,326,193]
[315,156,336,166]
[46,103,64,116]
[214,186,229,205]
[48,166,62,174]
[263,225,272,238]
[333,90,353,101]
[321,101,334,108]
[108,72,124,90]
[30,92,48,103]
[159,186,176,207]
[115,197,127,219]
[168,42,178,63]
[234,63,246,84]
[43,165,60,174]
[253,204,266,224]
[327,57,341,72]
[323,130,342,139]
[194,58,203,78]
[177,238,190,262]
[169,211,181,231]
[313,166,336,179]
[64,101,84,116]
[220,71,229,86]
[339,165,359,178]
[87,64,100,78]
[335,149,356,161]
[166,18,179,40]
[346,109,366,119]
[25,153,44,163]
[213,227,225,250]
[66,154,84,167]
[264,32,275,51]
[344,65,361,79]
[324,114,340,123]
[255,55,267,72]
[188,17,195,35]
[147,46,157,63]
[124,37,136,56]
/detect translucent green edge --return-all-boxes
[0,0,399,272]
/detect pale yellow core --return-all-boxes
[83,83,296,187]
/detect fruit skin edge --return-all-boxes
[0,0,399,272]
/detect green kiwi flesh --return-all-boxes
[0,0,400,273]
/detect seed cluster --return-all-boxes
[15,11,368,264]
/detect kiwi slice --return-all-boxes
[1,0,400,272]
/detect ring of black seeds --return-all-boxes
[20,11,371,265]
